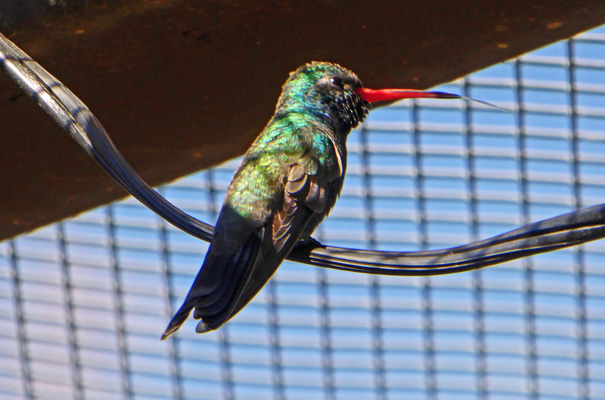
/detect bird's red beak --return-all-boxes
[356,87,514,114]
[356,88,461,104]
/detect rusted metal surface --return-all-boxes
[1,0,604,240]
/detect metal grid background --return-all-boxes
[2,26,605,400]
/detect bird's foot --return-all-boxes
[294,236,322,249]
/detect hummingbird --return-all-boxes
[161,62,469,339]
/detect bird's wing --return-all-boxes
[162,145,342,338]
[196,151,341,332]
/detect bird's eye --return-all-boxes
[331,77,345,89]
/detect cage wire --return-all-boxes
[2,26,605,400]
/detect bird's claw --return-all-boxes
[295,236,322,249]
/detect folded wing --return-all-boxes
[162,148,341,338]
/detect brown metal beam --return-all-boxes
[1,0,604,241]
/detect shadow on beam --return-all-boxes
[1,0,604,240]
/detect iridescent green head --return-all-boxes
[275,62,369,132]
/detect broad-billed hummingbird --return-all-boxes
[161,62,470,339]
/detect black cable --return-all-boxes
[2,32,605,277]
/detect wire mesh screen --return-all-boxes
[2,26,605,400]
